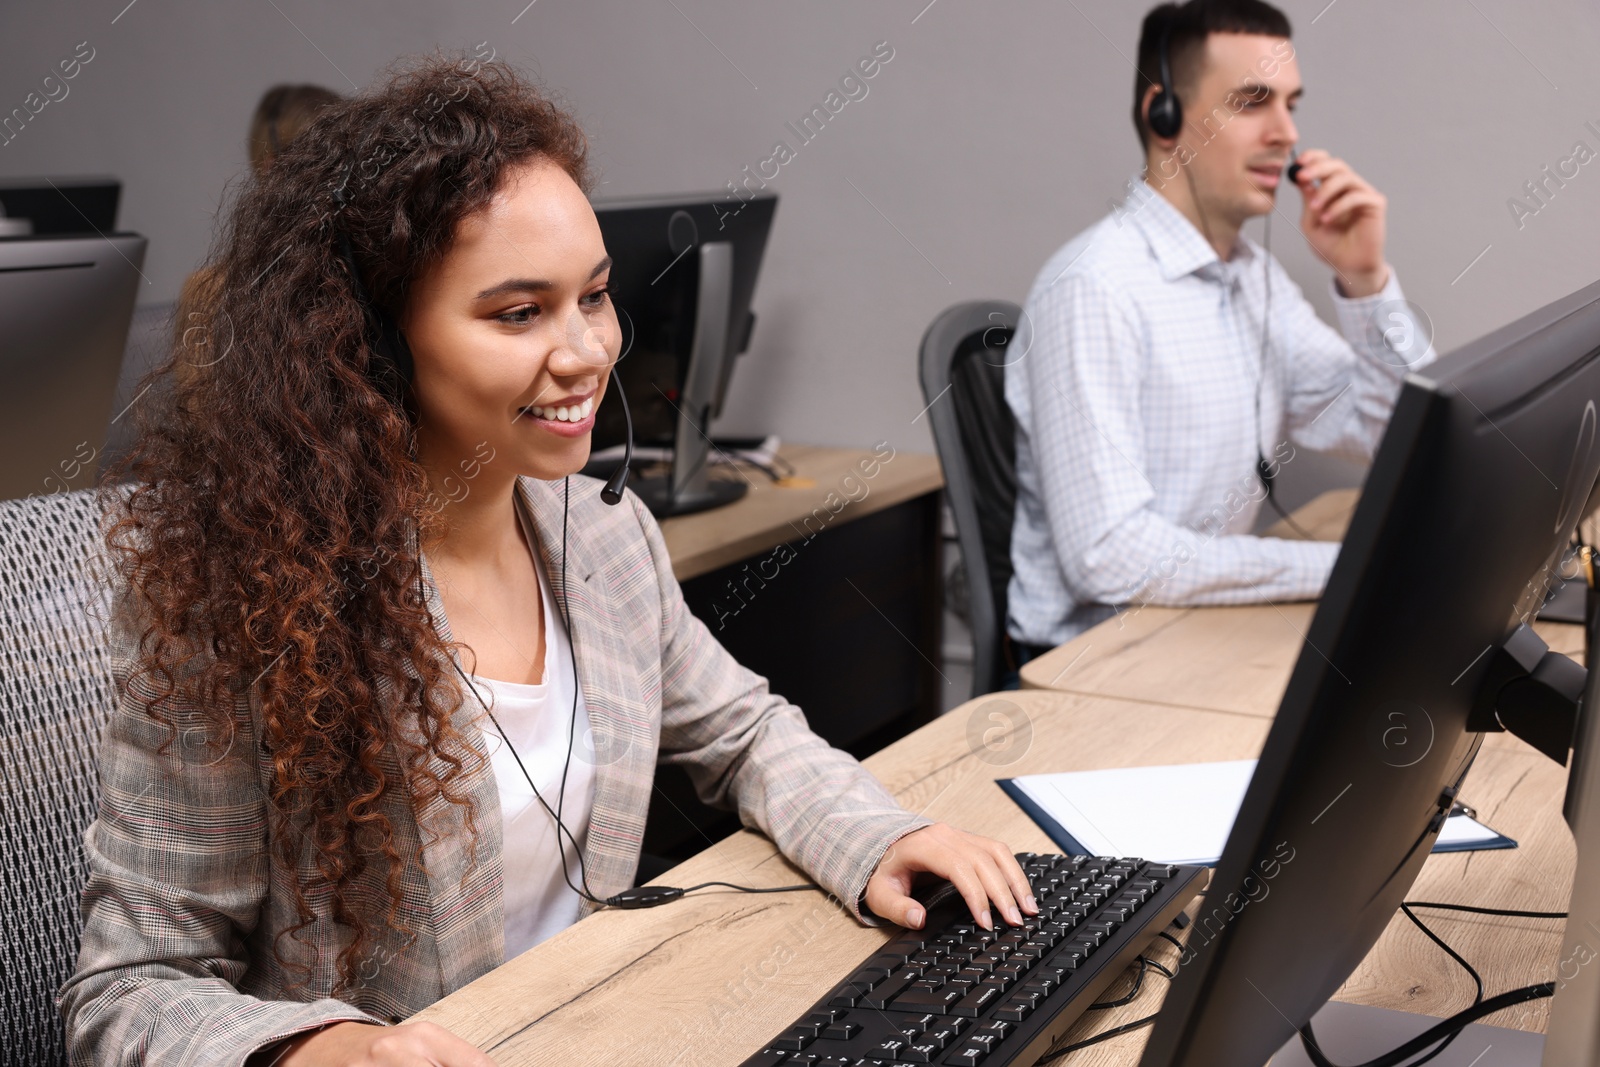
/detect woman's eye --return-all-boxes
[582,286,612,309]
[498,305,538,326]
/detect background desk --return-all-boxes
[1019,489,1585,715]
[414,690,1574,1064]
[645,444,947,864]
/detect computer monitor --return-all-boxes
[0,234,146,503]
[589,190,777,516]
[0,177,120,235]
[1137,277,1600,1067]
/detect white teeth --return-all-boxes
[523,400,593,422]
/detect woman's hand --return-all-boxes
[269,1020,498,1067]
[863,823,1038,931]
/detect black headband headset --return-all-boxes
[332,204,815,910]
[1147,19,1311,538]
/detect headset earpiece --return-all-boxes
[1147,23,1183,141]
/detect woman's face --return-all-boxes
[403,156,619,484]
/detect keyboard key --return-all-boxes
[773,1028,817,1051]
[872,1037,909,1060]
[902,1042,942,1063]
[747,1053,788,1067]
[821,1022,860,1040]
[994,1002,1033,1023]
[967,1032,1003,1053]
[943,1046,986,1066]
[950,982,1003,1017]
[862,974,915,1010]
[892,986,964,1013]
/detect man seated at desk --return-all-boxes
[1005,0,1436,666]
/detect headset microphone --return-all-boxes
[1285,150,1302,185]
[599,369,632,506]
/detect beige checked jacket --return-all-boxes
[59,475,934,1066]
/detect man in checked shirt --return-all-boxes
[1005,0,1436,668]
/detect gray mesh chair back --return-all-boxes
[918,301,1021,698]
[0,486,125,1065]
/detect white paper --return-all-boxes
[1009,759,1506,865]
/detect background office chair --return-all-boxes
[918,301,1021,699]
[0,486,125,1065]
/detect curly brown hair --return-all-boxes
[97,52,591,995]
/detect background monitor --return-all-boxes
[589,190,776,516]
[1137,277,1600,1067]
[0,234,145,503]
[0,177,120,235]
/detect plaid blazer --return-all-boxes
[59,475,933,1066]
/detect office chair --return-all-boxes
[918,301,1021,698]
[0,486,127,1065]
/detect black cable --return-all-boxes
[1405,901,1568,921]
[1297,898,1567,1067]
[1040,937,1182,1062]
[437,476,818,911]
[1254,208,1315,542]
[1089,957,1149,1010]
[1297,984,1554,1067]
[1047,1011,1161,1056]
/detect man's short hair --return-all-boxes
[1133,0,1292,149]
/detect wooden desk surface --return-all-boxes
[659,444,943,582]
[1020,489,1586,715]
[414,691,1575,1064]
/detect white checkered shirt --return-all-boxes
[1005,174,1437,648]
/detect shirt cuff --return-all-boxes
[1329,268,1427,368]
[1329,265,1402,321]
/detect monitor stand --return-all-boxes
[1270,1001,1545,1065]
[633,239,749,518]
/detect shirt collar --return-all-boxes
[1125,171,1256,283]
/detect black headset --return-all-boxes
[1146,22,1185,141]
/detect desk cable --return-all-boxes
[427,474,819,911]
[1035,901,1565,1065]
[1296,899,1566,1067]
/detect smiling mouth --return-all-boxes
[521,397,595,422]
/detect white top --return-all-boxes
[464,504,596,961]
[1004,173,1437,647]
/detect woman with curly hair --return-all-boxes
[61,53,1037,1067]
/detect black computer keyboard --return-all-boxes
[739,853,1206,1067]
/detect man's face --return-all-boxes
[1157,32,1301,226]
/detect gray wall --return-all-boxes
[4,0,1599,508]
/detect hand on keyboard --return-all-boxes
[865,823,1040,931]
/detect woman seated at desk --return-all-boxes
[60,56,1036,1067]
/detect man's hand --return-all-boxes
[1292,148,1390,298]
[864,823,1038,930]
[268,1020,498,1067]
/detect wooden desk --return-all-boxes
[659,444,942,582]
[1020,489,1586,716]
[414,691,1575,1064]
